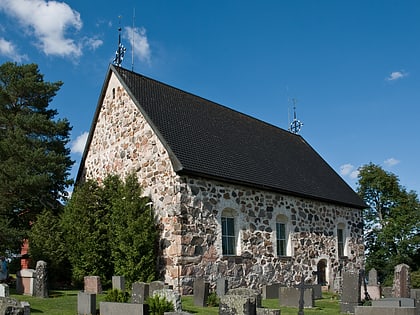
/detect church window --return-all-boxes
[276,214,289,257]
[337,223,345,257]
[221,209,236,256]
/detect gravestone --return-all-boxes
[355,306,416,315]
[193,278,209,307]
[16,269,36,295]
[112,276,125,291]
[132,282,149,304]
[372,297,415,307]
[262,284,281,299]
[84,276,102,294]
[410,289,420,315]
[227,288,262,308]
[219,294,256,315]
[35,260,48,298]
[0,297,27,314]
[153,289,182,313]
[279,286,314,309]
[340,270,362,313]
[100,301,149,315]
[21,301,30,315]
[149,280,165,296]
[217,277,228,297]
[393,264,411,298]
[77,291,96,315]
[0,284,9,297]
[369,269,378,286]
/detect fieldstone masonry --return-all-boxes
[81,72,365,293]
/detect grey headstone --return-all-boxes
[279,286,314,308]
[34,260,48,298]
[410,289,420,315]
[311,284,323,300]
[99,301,148,315]
[149,280,165,296]
[383,287,393,298]
[21,301,30,315]
[227,287,262,308]
[153,289,182,313]
[112,276,125,291]
[193,278,209,307]
[77,291,96,315]
[340,270,362,313]
[368,269,378,286]
[256,308,281,315]
[217,277,228,296]
[372,298,415,307]
[262,284,281,299]
[355,306,416,315]
[132,282,149,304]
[393,264,411,298]
[219,294,257,315]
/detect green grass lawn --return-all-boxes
[10,290,341,314]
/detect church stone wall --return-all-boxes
[176,176,364,293]
[81,73,364,293]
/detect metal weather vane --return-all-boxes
[288,98,304,134]
[113,17,126,67]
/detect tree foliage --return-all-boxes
[61,179,112,287]
[61,173,159,287]
[357,163,420,282]
[28,209,71,286]
[0,62,73,251]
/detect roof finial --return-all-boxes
[288,98,304,134]
[113,16,126,67]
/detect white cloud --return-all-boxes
[339,163,359,180]
[0,37,27,62]
[386,71,408,81]
[71,132,89,154]
[124,26,151,64]
[85,37,103,51]
[384,157,400,167]
[0,0,83,57]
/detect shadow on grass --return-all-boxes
[29,308,43,313]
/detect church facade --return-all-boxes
[77,65,365,293]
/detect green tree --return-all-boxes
[107,174,159,285]
[61,179,112,287]
[61,173,158,287]
[28,209,71,287]
[357,163,420,283]
[0,62,73,252]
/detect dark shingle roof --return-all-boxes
[86,65,366,209]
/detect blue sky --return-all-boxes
[0,0,419,194]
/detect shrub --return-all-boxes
[146,295,174,315]
[104,289,130,303]
[207,291,219,307]
[411,270,420,288]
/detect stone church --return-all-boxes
[77,65,366,293]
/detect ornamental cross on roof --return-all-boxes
[113,23,126,67]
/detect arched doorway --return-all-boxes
[317,259,327,286]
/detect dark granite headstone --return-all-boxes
[279,286,314,308]
[262,284,281,299]
[193,278,209,307]
[340,270,362,313]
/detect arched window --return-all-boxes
[276,214,289,257]
[221,208,237,256]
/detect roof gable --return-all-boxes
[83,65,366,209]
